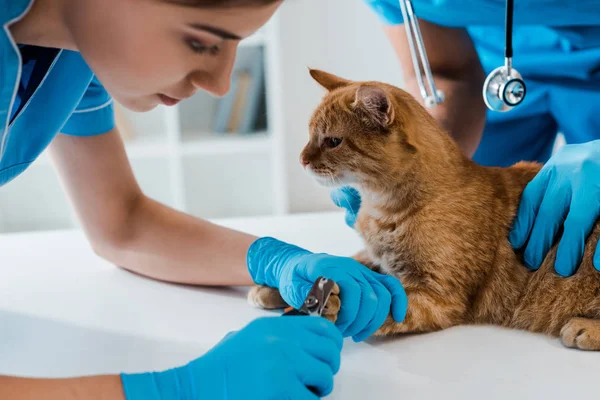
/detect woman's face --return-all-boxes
[64,0,282,111]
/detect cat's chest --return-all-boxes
[358,215,416,275]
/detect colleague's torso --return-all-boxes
[372,0,600,80]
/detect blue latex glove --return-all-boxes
[247,237,407,342]
[330,187,362,228]
[121,316,343,399]
[509,140,600,277]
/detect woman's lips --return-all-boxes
[158,93,181,106]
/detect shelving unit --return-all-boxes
[0,18,286,233]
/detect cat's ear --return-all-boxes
[309,68,350,91]
[353,85,394,128]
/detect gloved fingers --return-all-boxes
[374,273,408,322]
[594,241,600,272]
[292,316,344,352]
[333,278,361,335]
[342,275,378,339]
[351,272,392,342]
[217,330,238,345]
[555,193,600,277]
[286,347,335,398]
[287,378,321,400]
[330,187,361,228]
[281,279,315,310]
[509,167,552,250]
[330,187,361,211]
[344,210,358,229]
[523,176,571,270]
[299,330,343,374]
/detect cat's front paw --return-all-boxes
[560,318,600,351]
[247,284,341,324]
[247,285,289,309]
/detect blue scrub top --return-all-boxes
[0,0,115,187]
[365,0,600,166]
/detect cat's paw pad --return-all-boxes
[321,283,341,323]
[560,318,600,351]
[248,285,289,309]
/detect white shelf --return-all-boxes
[183,151,273,219]
[33,138,174,166]
[180,133,270,156]
[123,133,272,159]
[125,141,174,159]
[32,133,271,168]
[239,32,266,48]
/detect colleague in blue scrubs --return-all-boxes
[334,0,600,280]
[0,0,409,398]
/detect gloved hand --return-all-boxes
[121,316,343,400]
[509,139,600,276]
[330,186,362,228]
[247,237,407,342]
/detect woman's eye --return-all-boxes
[324,137,343,148]
[188,39,220,56]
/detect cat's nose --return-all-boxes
[300,155,310,168]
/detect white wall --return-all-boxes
[275,0,404,213]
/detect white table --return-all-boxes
[1,212,598,399]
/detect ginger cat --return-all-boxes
[248,69,600,350]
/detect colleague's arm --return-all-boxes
[384,20,486,156]
[48,128,257,286]
[0,375,125,400]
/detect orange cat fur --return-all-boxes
[249,69,600,350]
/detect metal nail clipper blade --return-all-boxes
[282,276,335,317]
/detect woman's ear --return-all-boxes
[353,85,394,128]
[309,68,351,91]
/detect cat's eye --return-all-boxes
[324,137,343,149]
[187,38,221,56]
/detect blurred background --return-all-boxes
[0,0,404,233]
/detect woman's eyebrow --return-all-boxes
[189,23,242,40]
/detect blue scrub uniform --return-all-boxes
[0,0,115,186]
[365,0,600,167]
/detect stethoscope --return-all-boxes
[399,0,526,112]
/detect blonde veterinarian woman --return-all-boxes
[0,0,408,399]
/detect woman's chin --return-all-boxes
[115,96,159,113]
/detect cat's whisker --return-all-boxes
[327,171,337,187]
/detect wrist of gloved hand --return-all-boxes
[247,236,311,289]
[121,363,201,400]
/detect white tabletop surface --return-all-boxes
[1,211,599,399]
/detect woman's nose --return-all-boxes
[190,51,237,97]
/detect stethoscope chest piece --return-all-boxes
[483,65,526,112]
[424,89,445,108]
[400,0,526,113]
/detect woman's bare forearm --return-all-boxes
[0,375,125,400]
[49,130,258,287]
[99,195,258,286]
